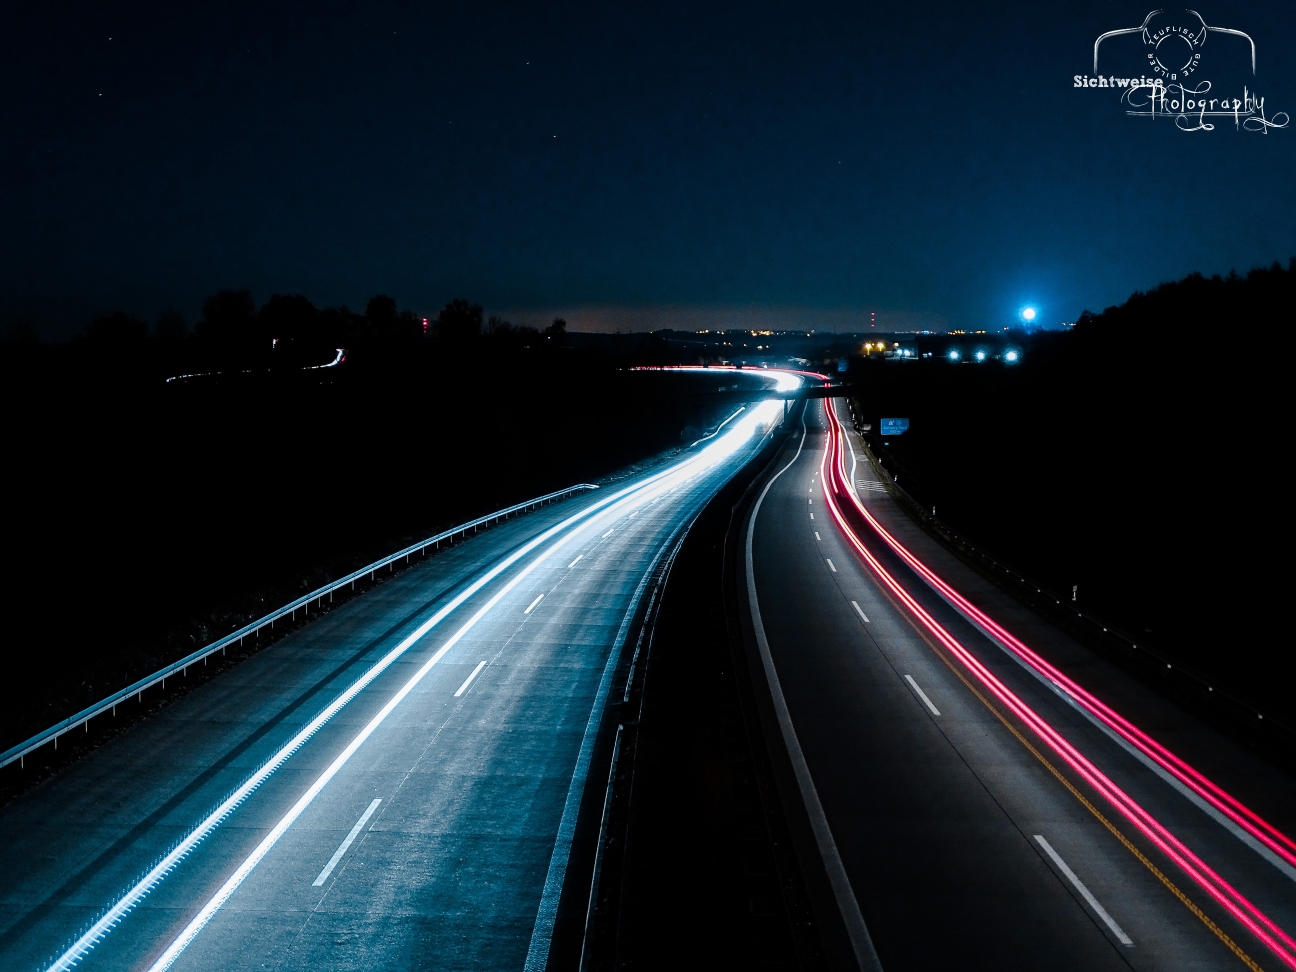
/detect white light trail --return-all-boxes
[66,371,803,972]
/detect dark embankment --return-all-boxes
[559,409,833,972]
[0,326,756,758]
[848,261,1293,734]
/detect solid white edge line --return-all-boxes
[1034,835,1133,946]
[147,520,587,971]
[746,411,883,972]
[148,448,714,971]
[313,799,381,886]
[144,447,739,972]
[454,661,488,698]
[51,376,801,972]
[523,517,691,971]
[525,376,797,969]
[568,555,583,568]
[525,594,544,614]
[46,470,656,972]
[904,674,941,716]
[831,412,1296,887]
[850,600,870,623]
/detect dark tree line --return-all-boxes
[848,257,1294,725]
[2,291,572,378]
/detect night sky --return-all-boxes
[3,1,1294,337]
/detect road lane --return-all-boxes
[158,495,689,972]
[818,400,1296,965]
[0,384,796,972]
[747,399,1296,971]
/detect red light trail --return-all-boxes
[826,402,1296,875]
[818,399,1296,970]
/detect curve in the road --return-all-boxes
[744,416,884,972]
[828,409,1296,881]
[744,395,1295,972]
[24,377,801,972]
[817,399,1295,971]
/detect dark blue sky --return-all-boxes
[3,1,1293,336]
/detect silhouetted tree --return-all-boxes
[394,308,421,341]
[484,315,543,352]
[1,319,39,345]
[87,311,149,345]
[355,294,420,348]
[486,314,512,337]
[155,308,188,341]
[197,289,259,358]
[365,294,398,331]
[260,295,317,339]
[545,317,568,346]
[258,295,324,366]
[317,305,356,348]
[434,299,483,346]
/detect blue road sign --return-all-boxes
[880,417,909,435]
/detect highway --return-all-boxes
[745,396,1296,971]
[6,373,1294,972]
[0,376,797,972]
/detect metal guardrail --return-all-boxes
[840,407,1294,743]
[0,483,600,770]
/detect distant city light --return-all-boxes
[1022,307,1037,322]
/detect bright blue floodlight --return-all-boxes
[1021,307,1037,322]
[975,350,986,361]
[1005,349,1019,362]
[948,349,961,361]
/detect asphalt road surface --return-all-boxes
[0,391,790,972]
[7,379,1293,972]
[745,398,1296,972]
